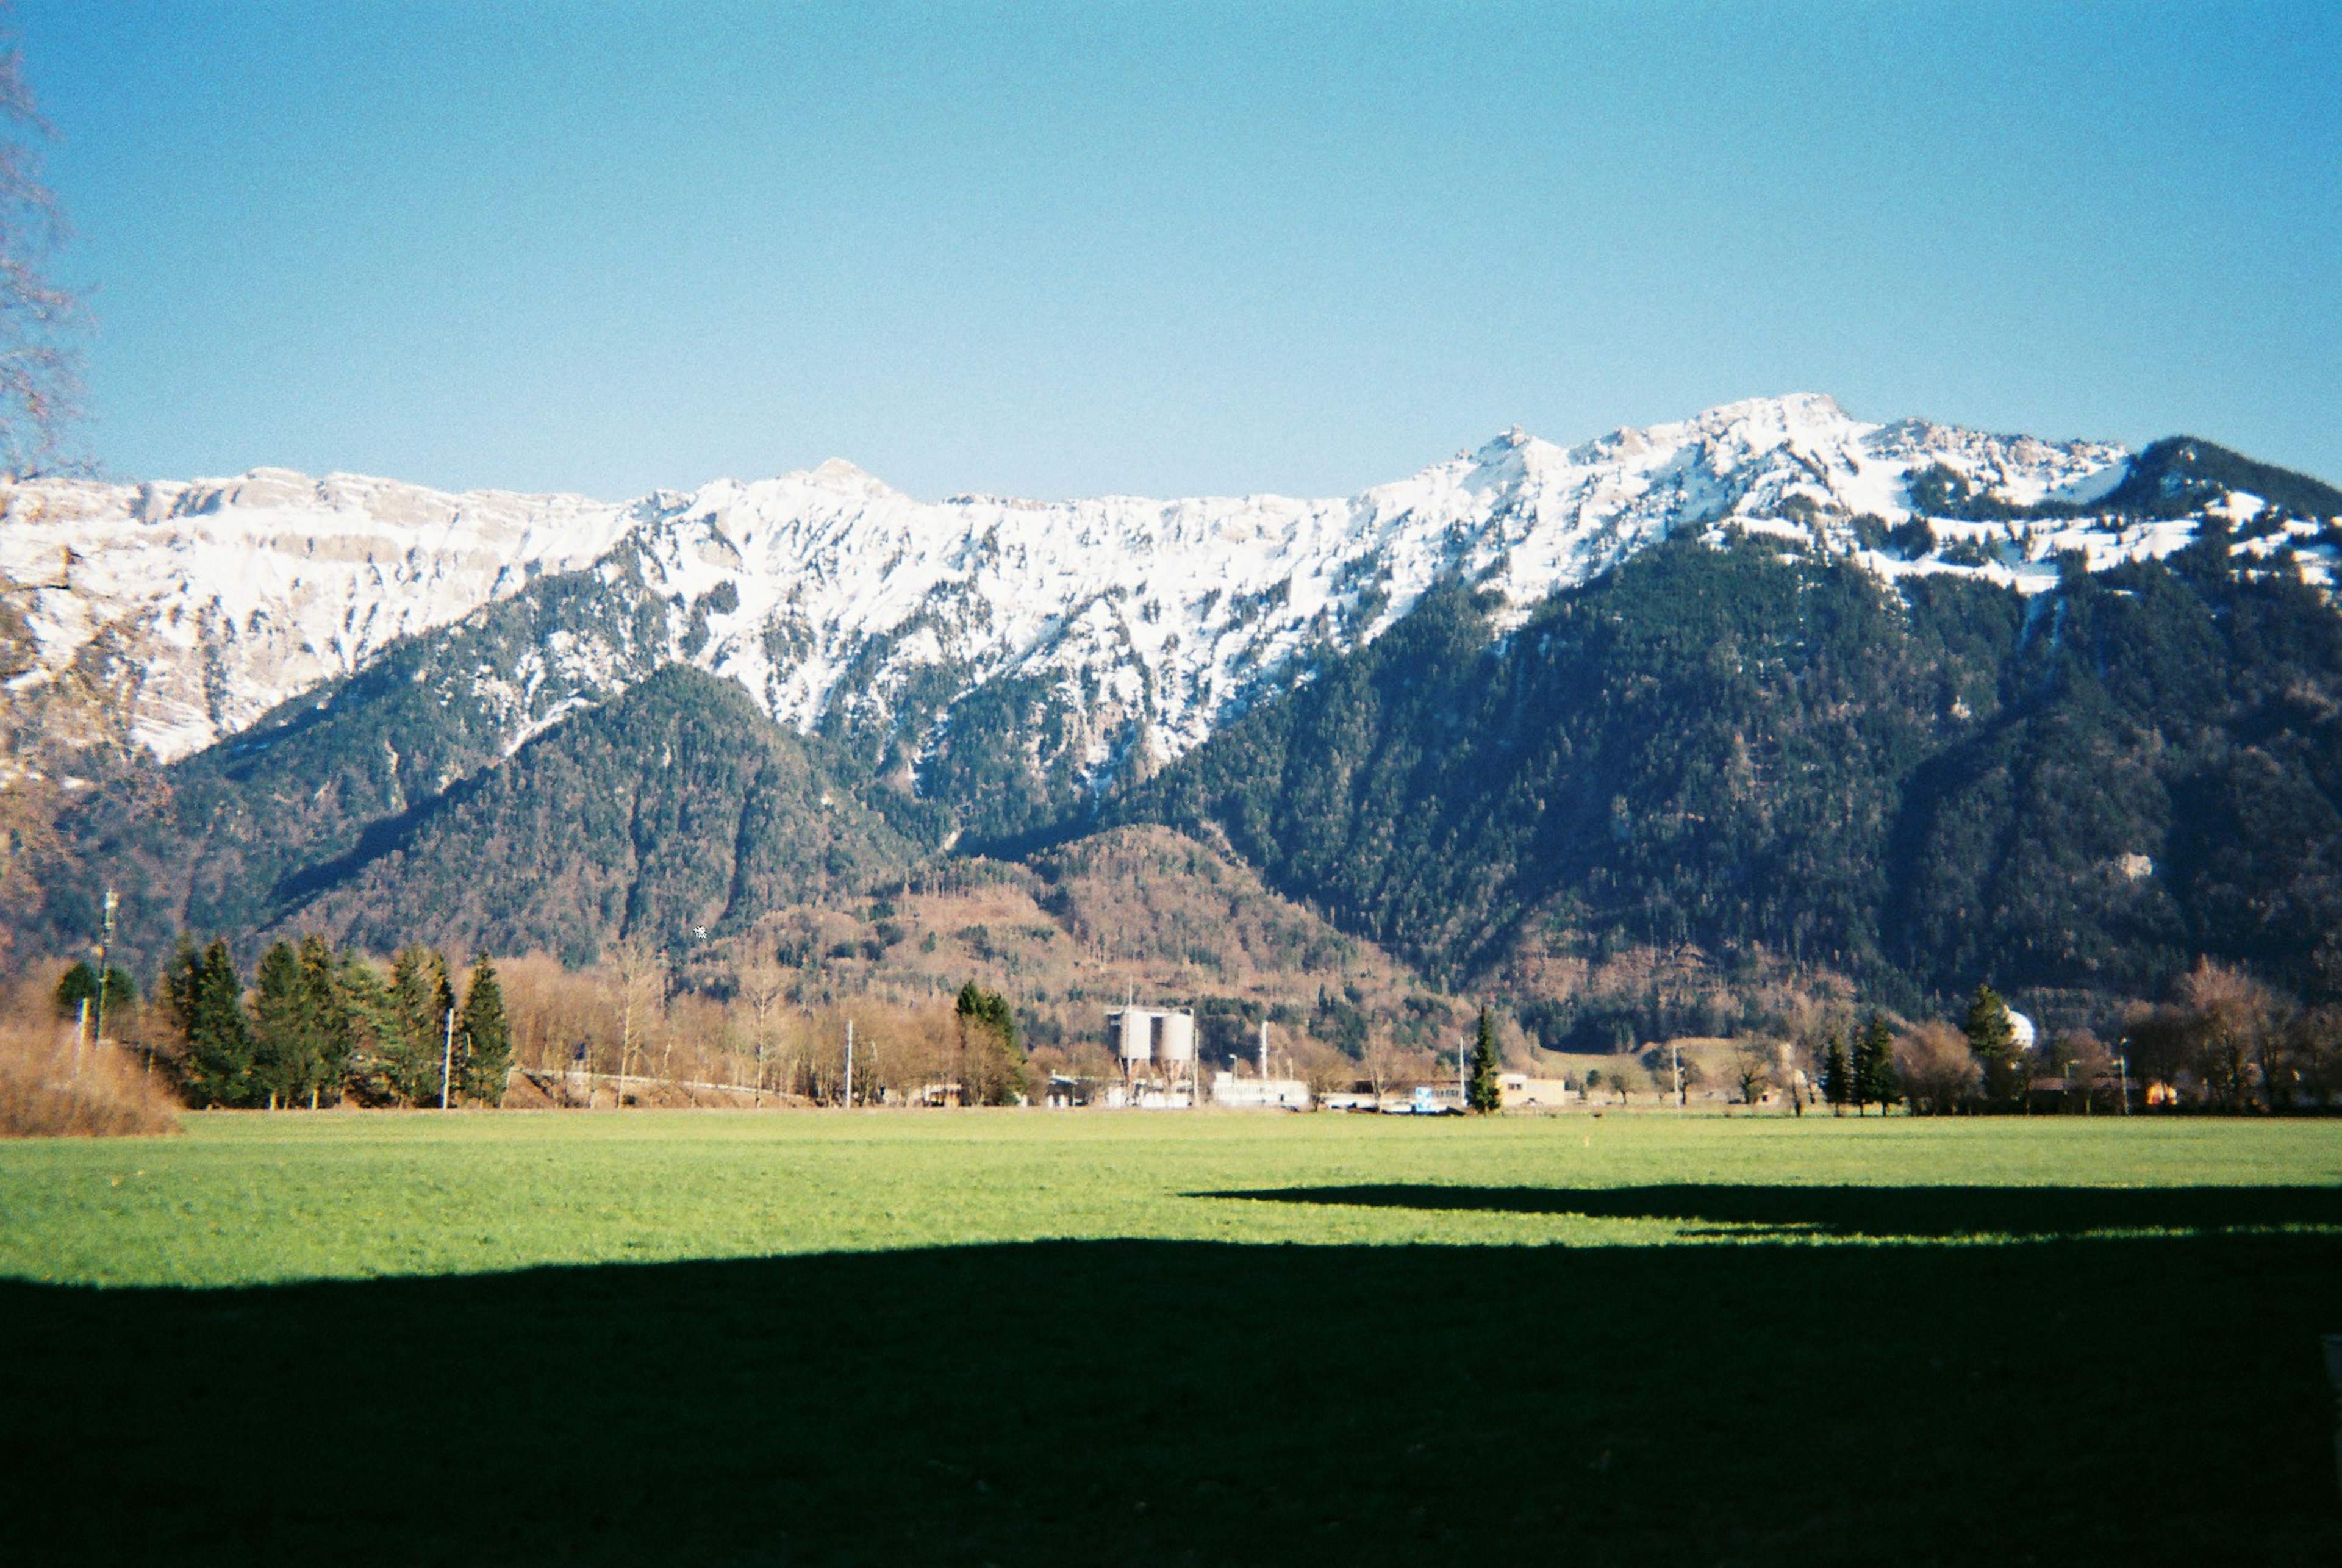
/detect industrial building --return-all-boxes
[1105,1004,1200,1108]
[1210,1070,1311,1109]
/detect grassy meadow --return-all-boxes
[4,1109,2339,1564]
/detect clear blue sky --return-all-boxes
[20,1,2341,501]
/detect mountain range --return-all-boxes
[7,393,2341,1039]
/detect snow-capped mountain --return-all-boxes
[0,468,632,761]
[5,393,2328,783]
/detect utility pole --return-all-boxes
[1258,1017,1269,1079]
[1672,1042,1683,1112]
[2115,1050,2131,1115]
[843,1017,854,1108]
[74,997,88,1081]
[93,887,117,1047]
[441,1006,456,1110]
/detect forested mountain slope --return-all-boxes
[262,666,915,965]
[1106,523,2342,1019]
[38,556,687,960]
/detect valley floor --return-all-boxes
[3,1112,2337,1564]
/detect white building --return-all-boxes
[1497,1073,1575,1109]
[1211,1070,1311,1110]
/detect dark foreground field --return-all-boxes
[2,1114,2337,1565]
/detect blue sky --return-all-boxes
[20,2,2341,501]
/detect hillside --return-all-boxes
[267,666,918,965]
[0,468,631,761]
[35,563,692,962]
[1108,523,2342,1030]
[709,823,1456,1062]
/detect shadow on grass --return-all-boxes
[1194,1183,2342,1239]
[3,1230,2337,1566]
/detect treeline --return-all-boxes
[154,936,510,1109]
[1749,968,2342,1117]
[2119,960,2342,1112]
[54,927,1041,1114]
[450,944,1034,1110]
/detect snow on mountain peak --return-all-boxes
[799,456,897,497]
[0,395,2236,778]
[0,470,632,760]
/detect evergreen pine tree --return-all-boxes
[1853,1011,1900,1116]
[160,934,199,1042]
[182,939,256,1108]
[1847,1023,1871,1116]
[1964,983,2018,1108]
[54,960,98,1019]
[295,934,350,1104]
[333,950,406,1104]
[389,945,456,1105]
[1819,1031,1850,1116]
[1467,1006,1503,1113]
[954,981,1025,1104]
[57,961,139,1023]
[459,954,512,1106]
[249,940,320,1110]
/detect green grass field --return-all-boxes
[4,1109,2339,1565]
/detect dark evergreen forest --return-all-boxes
[1107,525,2342,1015]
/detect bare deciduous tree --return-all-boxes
[604,937,664,1109]
[1894,1021,1980,1115]
[1361,1023,1405,1100]
[2177,959,2285,1111]
[2052,1029,2111,1109]
[1730,1036,1774,1107]
[739,953,787,1107]
[1294,1037,1351,1099]
[2280,1006,2342,1110]
[0,16,82,478]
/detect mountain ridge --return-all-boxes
[14,396,2342,1025]
[7,392,2224,787]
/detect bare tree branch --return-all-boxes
[0,11,85,478]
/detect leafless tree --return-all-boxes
[738,953,787,1107]
[1361,1024,1405,1100]
[1294,1037,1352,1099]
[1895,1021,1981,1115]
[2177,959,2285,1111]
[604,937,664,1108]
[0,14,83,478]
[2052,1029,2112,1110]
[1730,1037,1774,1106]
[2280,1006,2342,1110]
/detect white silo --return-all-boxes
[1103,1006,1199,1106]
[1159,1012,1195,1064]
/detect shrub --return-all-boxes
[0,1019,182,1138]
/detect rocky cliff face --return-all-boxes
[0,467,633,764]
